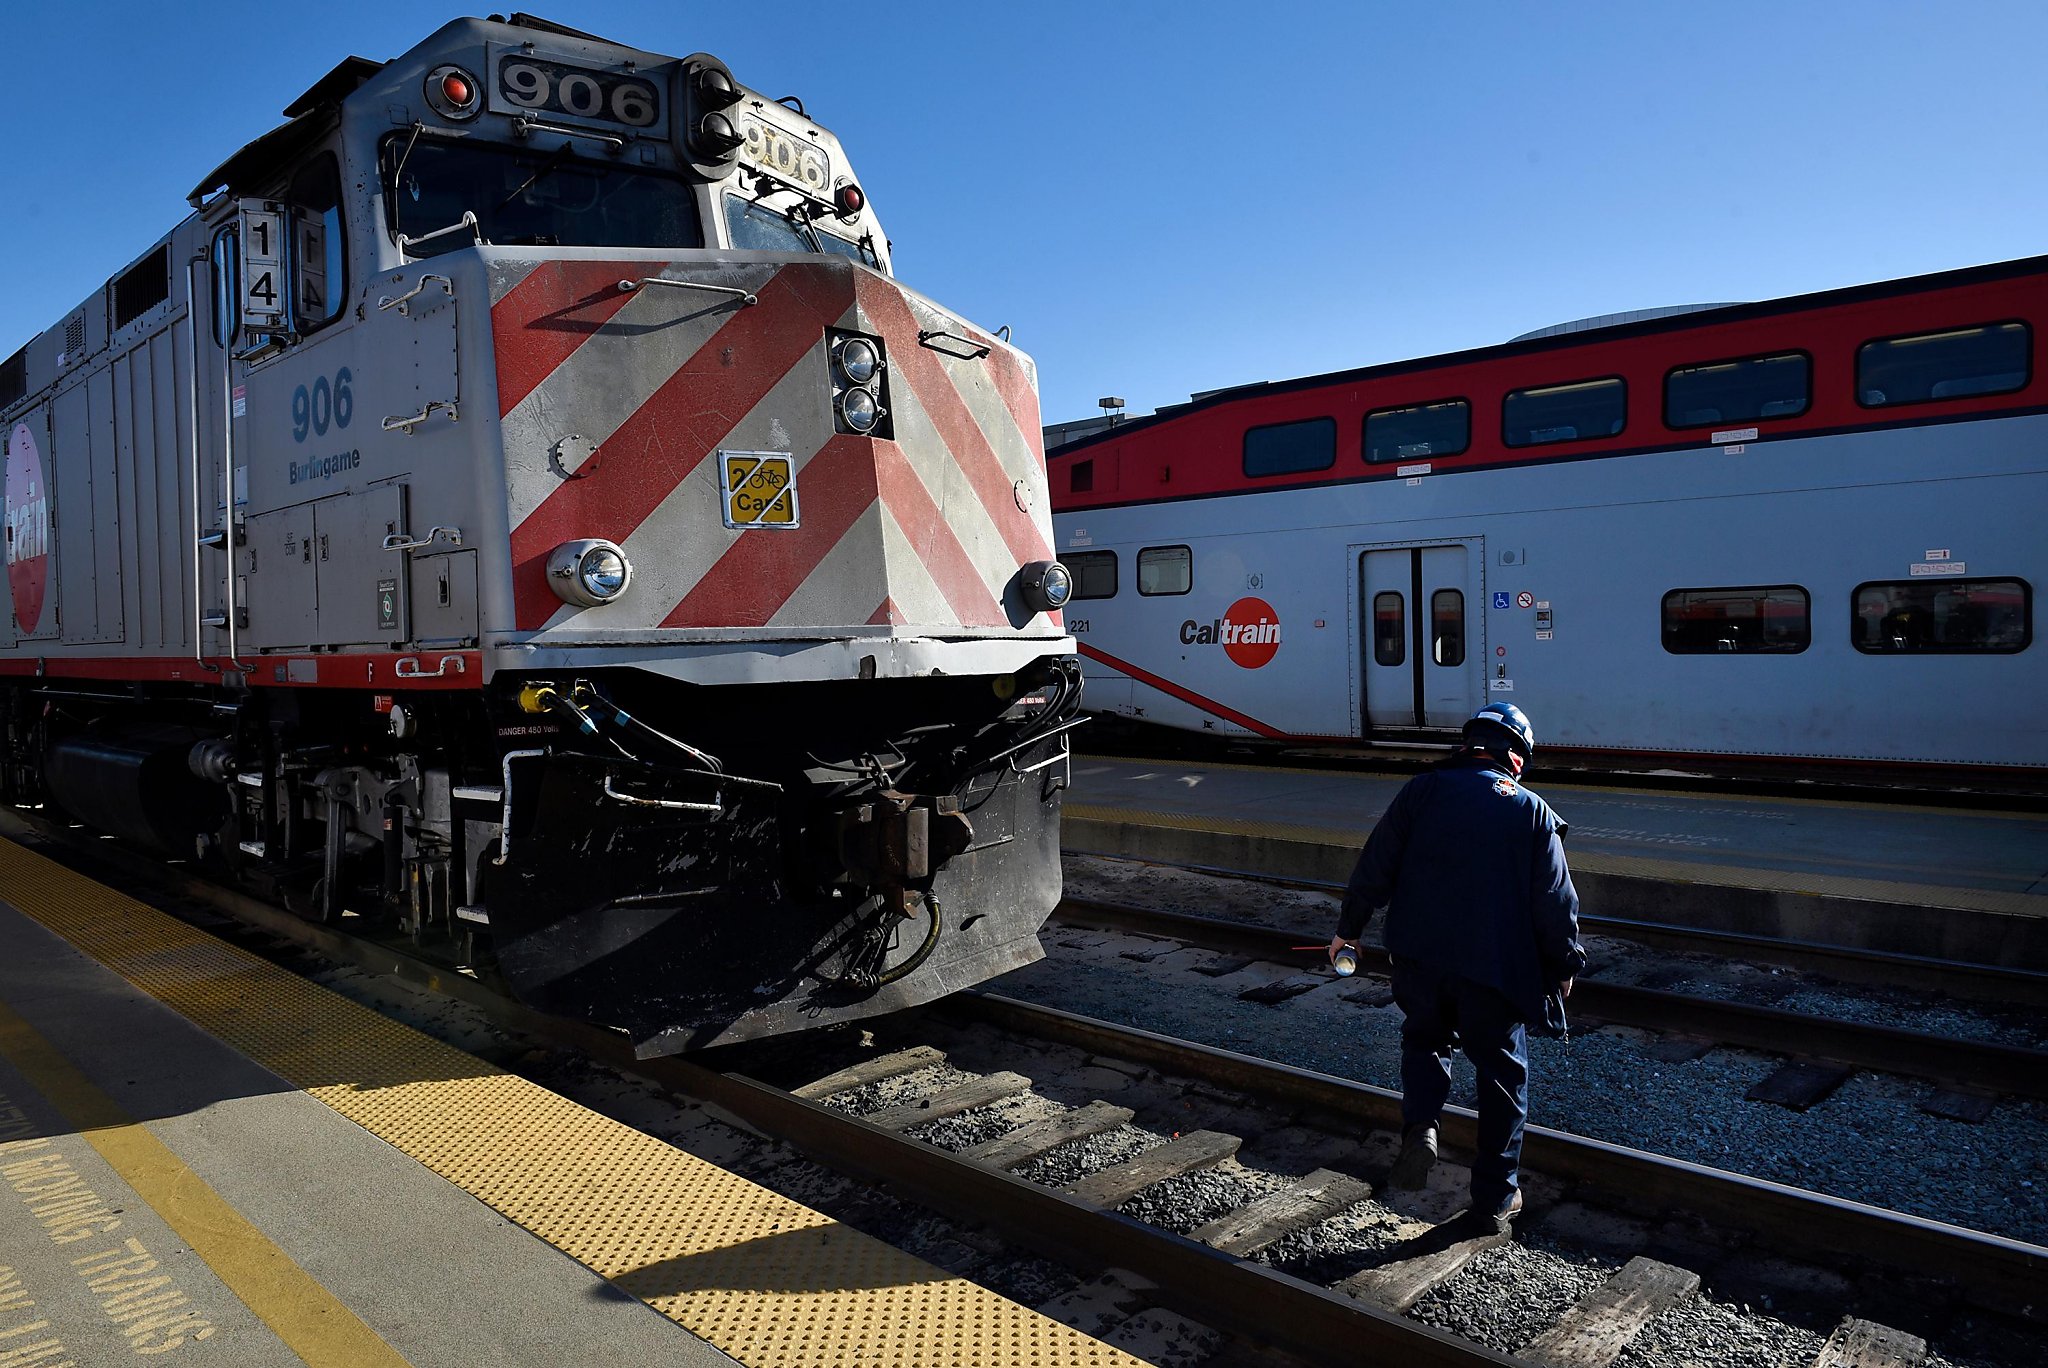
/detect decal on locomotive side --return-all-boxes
[719,451,800,529]
[4,423,49,633]
[1180,596,1282,669]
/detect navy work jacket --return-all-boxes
[1336,755,1586,1023]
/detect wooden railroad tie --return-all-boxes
[1064,1130,1241,1208]
[1190,1167,1373,1257]
[966,1100,1135,1170]
[1811,1316,1927,1368]
[791,1045,946,1099]
[862,1072,1032,1132]
[1338,1219,1511,1314]
[1519,1255,1699,1368]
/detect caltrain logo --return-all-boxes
[1181,597,1282,669]
[5,423,50,634]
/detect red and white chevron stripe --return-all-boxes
[489,257,1056,638]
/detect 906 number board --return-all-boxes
[489,48,664,134]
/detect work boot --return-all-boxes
[1389,1124,1437,1189]
[1472,1188,1523,1233]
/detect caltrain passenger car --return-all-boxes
[0,15,1079,1054]
[1048,256,2045,774]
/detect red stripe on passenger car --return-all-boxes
[856,274,1052,568]
[509,265,856,629]
[491,259,647,417]
[874,441,1007,625]
[660,434,878,628]
[1075,643,1288,739]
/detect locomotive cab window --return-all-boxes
[1661,586,1810,654]
[1137,545,1192,596]
[1065,550,1119,600]
[724,195,880,268]
[1665,353,1810,428]
[1243,417,1336,477]
[209,227,240,349]
[1504,377,1625,447]
[1365,400,1469,463]
[289,154,347,330]
[383,135,705,257]
[1853,578,2030,653]
[1857,323,2030,406]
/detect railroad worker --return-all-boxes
[1326,702,1585,1227]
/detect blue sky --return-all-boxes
[5,3,2044,425]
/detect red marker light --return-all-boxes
[834,184,865,219]
[442,73,473,106]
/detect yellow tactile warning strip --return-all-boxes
[1076,752,2048,821]
[0,998,414,1366]
[0,840,1145,1368]
[1064,802,2048,921]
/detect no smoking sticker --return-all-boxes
[1516,591,1534,609]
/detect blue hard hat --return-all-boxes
[1465,702,1535,758]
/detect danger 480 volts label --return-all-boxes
[719,451,800,529]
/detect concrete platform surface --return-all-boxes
[0,901,736,1368]
[0,836,1149,1368]
[1066,754,2048,965]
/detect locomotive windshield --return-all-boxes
[724,195,880,269]
[382,137,704,255]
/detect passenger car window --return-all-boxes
[1857,323,2030,406]
[1137,545,1192,596]
[1373,592,1405,666]
[1365,400,1469,463]
[1503,378,1625,447]
[1852,579,2030,653]
[1066,550,1118,601]
[1661,586,1810,654]
[1499,376,1622,446]
[1431,589,1465,666]
[1243,417,1336,477]
[1665,353,1810,428]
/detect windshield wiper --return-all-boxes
[497,142,576,214]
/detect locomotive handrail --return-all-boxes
[917,328,991,360]
[512,116,626,152]
[394,653,467,679]
[377,275,454,315]
[396,212,481,260]
[382,527,464,553]
[600,774,723,814]
[616,276,758,307]
[383,400,460,434]
[183,256,221,674]
[491,749,550,866]
[217,282,255,673]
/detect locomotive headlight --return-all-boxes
[840,386,882,434]
[1019,560,1073,613]
[547,539,633,608]
[836,337,880,385]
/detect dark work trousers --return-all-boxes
[1390,957,1530,1210]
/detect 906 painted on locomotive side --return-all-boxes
[0,14,1080,1055]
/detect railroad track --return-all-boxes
[1050,897,2048,1105]
[8,815,2042,1368]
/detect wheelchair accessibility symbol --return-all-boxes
[1492,591,1511,610]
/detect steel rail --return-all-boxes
[947,992,2048,1320]
[1054,898,2048,1100]
[0,820,1513,1368]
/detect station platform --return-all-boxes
[1065,754,2048,967]
[0,839,1144,1368]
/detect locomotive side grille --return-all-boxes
[62,312,86,362]
[0,347,23,411]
